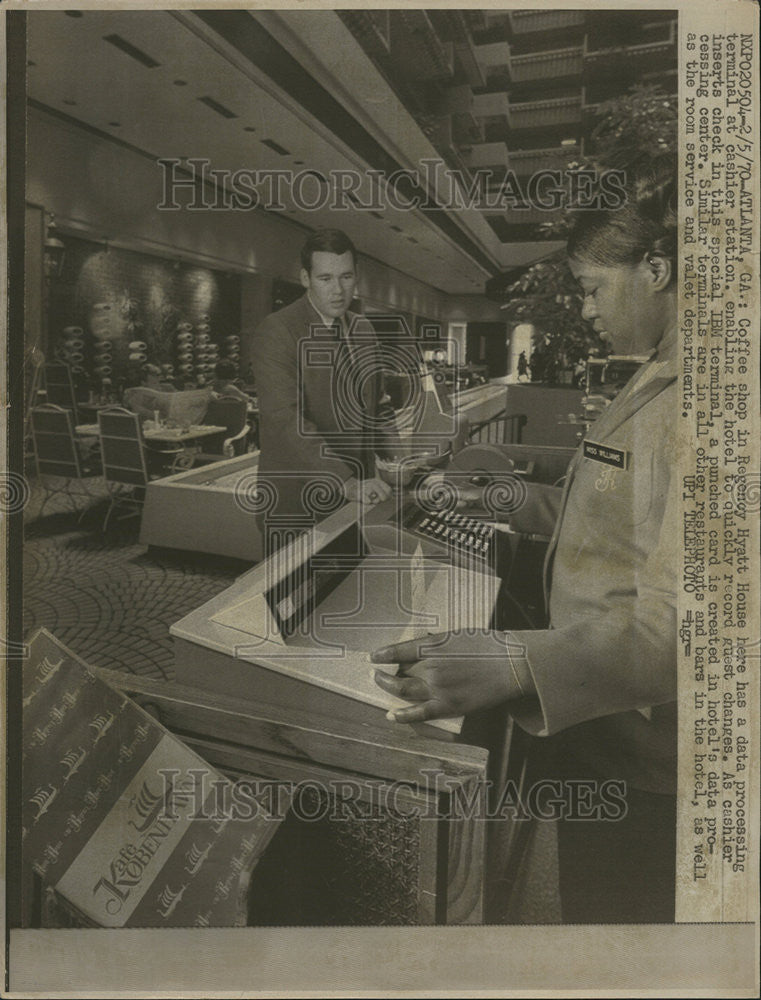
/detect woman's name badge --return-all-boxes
[583,440,629,470]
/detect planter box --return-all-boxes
[140,452,263,562]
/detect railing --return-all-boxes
[508,95,583,130]
[508,10,586,35]
[508,144,583,175]
[467,410,527,445]
[508,46,584,82]
[583,20,677,61]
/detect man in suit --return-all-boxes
[252,229,397,540]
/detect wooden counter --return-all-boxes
[167,499,505,924]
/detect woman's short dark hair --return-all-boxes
[300,229,357,272]
[567,158,677,273]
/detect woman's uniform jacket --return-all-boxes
[508,328,679,794]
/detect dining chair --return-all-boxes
[43,362,80,425]
[97,406,160,530]
[194,395,250,464]
[30,404,101,520]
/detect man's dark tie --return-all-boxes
[335,319,362,409]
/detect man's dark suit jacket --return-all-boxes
[252,294,397,524]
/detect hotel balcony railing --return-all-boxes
[508,144,584,176]
[508,46,585,82]
[582,86,677,114]
[471,91,511,122]
[583,21,677,64]
[508,95,583,130]
[507,10,587,35]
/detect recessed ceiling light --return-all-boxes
[103,34,161,69]
[174,79,188,86]
[198,96,237,119]
[261,138,291,156]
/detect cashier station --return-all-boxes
[138,428,571,924]
[26,430,575,929]
[118,378,576,925]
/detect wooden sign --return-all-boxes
[22,628,284,927]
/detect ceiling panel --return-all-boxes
[27,9,557,296]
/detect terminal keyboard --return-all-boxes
[401,505,496,563]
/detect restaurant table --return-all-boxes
[75,422,228,471]
[143,424,228,471]
[74,423,100,437]
[143,424,226,443]
[76,422,226,440]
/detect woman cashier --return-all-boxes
[374,159,680,924]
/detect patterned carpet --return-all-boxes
[22,474,252,680]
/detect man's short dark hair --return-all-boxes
[214,359,238,380]
[300,229,357,273]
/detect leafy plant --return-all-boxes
[591,84,677,170]
[502,255,595,381]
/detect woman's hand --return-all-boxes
[343,476,392,504]
[372,631,525,724]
